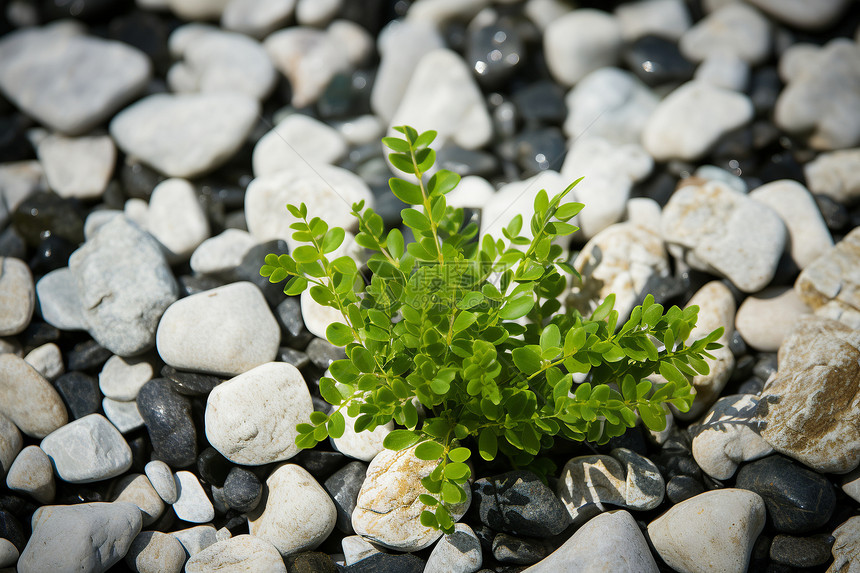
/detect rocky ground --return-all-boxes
[1,0,860,571]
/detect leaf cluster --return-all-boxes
[260,125,723,533]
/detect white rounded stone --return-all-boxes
[23,343,63,382]
[99,354,154,401]
[614,0,690,42]
[35,267,88,331]
[425,523,482,573]
[300,289,345,341]
[37,134,116,199]
[102,398,145,434]
[544,9,622,87]
[5,445,55,504]
[205,362,313,465]
[735,287,812,352]
[171,525,218,557]
[221,0,296,39]
[166,0,231,20]
[173,471,215,524]
[126,530,187,573]
[185,535,287,573]
[252,113,347,178]
[744,0,851,31]
[113,473,165,527]
[156,282,280,377]
[296,0,341,26]
[679,3,772,65]
[145,460,178,504]
[331,409,393,462]
[804,148,860,205]
[145,178,211,262]
[190,229,257,276]
[0,257,34,337]
[0,412,22,481]
[40,414,131,483]
[0,538,18,569]
[693,52,750,92]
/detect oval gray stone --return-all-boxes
[40,414,131,483]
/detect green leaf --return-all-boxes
[390,178,424,204]
[321,227,345,254]
[452,311,477,333]
[555,202,585,220]
[415,440,444,461]
[591,294,615,322]
[539,324,560,350]
[401,209,432,232]
[386,228,405,258]
[420,510,438,529]
[500,296,534,320]
[659,361,687,386]
[383,429,421,451]
[382,136,411,152]
[283,276,308,296]
[414,129,437,148]
[512,347,542,375]
[428,170,460,196]
[479,429,498,461]
[639,404,667,431]
[534,189,549,214]
[448,447,470,463]
[326,322,353,346]
[319,377,343,405]
[389,153,416,174]
[444,462,470,481]
[327,411,345,439]
[419,494,438,506]
[292,245,318,263]
[351,347,375,373]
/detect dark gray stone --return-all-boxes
[12,191,85,248]
[293,450,347,481]
[339,552,425,573]
[196,447,232,487]
[223,467,262,513]
[467,20,523,87]
[53,372,101,420]
[136,378,197,468]
[306,338,347,370]
[512,80,567,126]
[275,297,314,348]
[236,240,289,307]
[622,35,695,87]
[472,470,571,537]
[66,339,112,372]
[735,455,835,533]
[491,533,553,565]
[277,347,310,369]
[324,460,367,534]
[161,365,222,397]
[666,475,705,504]
[514,127,565,175]
[769,534,833,568]
[436,146,500,178]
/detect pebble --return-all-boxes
[35,267,88,331]
[165,0,230,20]
[0,538,17,569]
[185,535,287,573]
[467,19,524,88]
[0,257,34,337]
[221,0,296,39]
[167,24,276,101]
[0,354,68,438]
[17,502,142,573]
[567,222,670,324]
[323,461,367,534]
[190,229,257,276]
[23,343,63,382]
[830,516,860,572]
[247,463,337,556]
[109,92,259,178]
[222,467,262,513]
[244,164,373,251]
[252,113,347,178]
[693,52,750,92]
[102,397,145,433]
[643,81,754,162]
[769,534,833,568]
[423,522,482,573]
[735,287,811,352]
[751,179,834,271]
[53,372,101,420]
[145,179,211,262]
[40,414,131,483]
[775,39,860,150]
[5,446,55,504]
[36,134,116,200]
[525,510,658,573]
[564,68,658,145]
[371,20,444,121]
[665,475,705,504]
[205,362,312,465]
[805,148,860,205]
[172,525,218,557]
[306,338,346,370]
[137,378,197,468]
[69,215,179,357]
[679,3,771,65]
[12,190,85,248]
[614,0,690,42]
[735,455,835,533]
[173,471,215,524]
[0,412,22,481]
[296,0,341,26]
[745,0,852,31]
[795,228,860,329]
[690,395,772,480]
[161,366,223,397]
[472,470,571,537]
[622,35,695,87]
[492,533,553,565]
[661,180,786,292]
[113,473,165,527]
[562,138,653,238]
[544,9,622,87]
[330,409,393,462]
[353,442,471,551]
[648,489,766,573]
[0,23,151,135]
[125,530,186,573]
[341,535,381,565]
[197,447,232,487]
[157,282,280,377]
[145,460,178,504]
[758,316,860,473]
[99,354,154,401]
[389,49,492,150]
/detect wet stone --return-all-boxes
[197,447,233,488]
[339,552,426,573]
[277,347,310,369]
[317,70,374,120]
[12,191,85,248]
[161,365,222,397]
[136,378,197,469]
[435,146,499,179]
[222,467,263,513]
[29,235,76,276]
[622,35,695,87]
[275,295,312,347]
[472,470,571,538]
[467,20,524,88]
[292,449,348,481]
[514,127,565,175]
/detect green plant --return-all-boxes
[260,125,723,533]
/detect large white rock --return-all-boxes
[110,92,259,178]
[17,502,142,573]
[614,0,690,42]
[352,443,472,551]
[247,463,337,556]
[0,257,34,337]
[331,409,393,462]
[37,134,116,199]
[679,3,771,65]
[643,81,753,162]
[648,489,766,573]
[804,148,860,205]
[0,23,150,135]
[205,362,313,465]
[544,9,622,87]
[167,24,276,101]
[691,395,773,480]
[661,180,786,292]
[40,414,131,483]
[252,113,347,178]
[145,179,211,262]
[185,535,287,573]
[525,510,658,573]
[0,354,67,439]
[388,49,492,151]
[221,0,296,39]
[190,229,257,276]
[735,287,812,352]
[5,445,55,504]
[156,282,280,376]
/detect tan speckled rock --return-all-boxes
[0,354,68,438]
[247,464,336,556]
[829,516,860,573]
[352,443,472,551]
[0,257,34,336]
[126,531,186,573]
[795,227,860,329]
[185,535,286,573]
[758,316,860,474]
[112,474,164,527]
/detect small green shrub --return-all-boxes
[260,125,723,533]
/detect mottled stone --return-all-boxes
[425,523,482,573]
[144,460,178,504]
[795,228,860,328]
[5,445,54,504]
[112,473,164,527]
[125,530,186,573]
[186,535,286,573]
[472,470,570,538]
[0,354,67,438]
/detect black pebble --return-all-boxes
[66,339,112,372]
[471,470,571,538]
[623,35,695,86]
[0,509,26,552]
[323,461,367,534]
[769,534,833,568]
[197,447,233,487]
[161,365,222,397]
[339,552,425,573]
[236,240,290,307]
[306,338,347,371]
[53,372,101,420]
[292,450,347,481]
[285,551,339,573]
[137,378,197,468]
[492,532,554,565]
[666,475,705,504]
[12,191,85,248]
[223,467,263,513]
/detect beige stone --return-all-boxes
[828,516,860,573]
[185,535,286,573]
[126,531,186,573]
[5,445,55,504]
[0,257,34,336]
[795,227,860,329]
[758,316,860,473]
[735,286,812,352]
[0,354,68,438]
[113,474,165,526]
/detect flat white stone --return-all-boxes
[37,134,116,199]
[300,289,346,340]
[205,362,313,465]
[679,3,771,65]
[0,354,67,439]
[252,113,347,178]
[247,464,336,556]
[190,229,257,276]
[174,471,215,524]
[40,414,131,483]
[804,148,860,205]
[735,287,812,353]
[35,267,88,331]
[145,179,211,262]
[156,282,280,377]
[331,409,393,462]
[341,535,381,565]
[5,445,55,504]
[425,523,483,573]
[221,0,296,39]
[102,398,146,434]
[125,530,186,573]
[110,92,259,178]
[23,343,63,382]
[694,52,750,92]
[171,525,218,557]
[145,460,178,504]
[0,257,34,337]
[544,9,622,86]
[99,354,154,401]
[185,535,287,573]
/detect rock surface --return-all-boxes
[0,257,34,336]
[185,535,287,573]
[0,354,68,438]
[795,228,860,329]
[40,414,131,483]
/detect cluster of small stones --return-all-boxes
[1,0,859,572]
